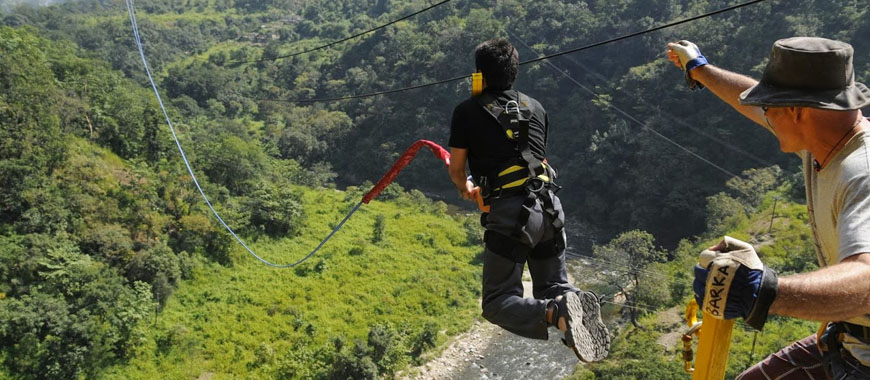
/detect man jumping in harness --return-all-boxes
[447,38,610,362]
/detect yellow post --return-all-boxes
[693,315,734,380]
[685,299,735,380]
[472,72,483,96]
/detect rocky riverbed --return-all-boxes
[399,279,581,380]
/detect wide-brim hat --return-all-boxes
[739,37,870,110]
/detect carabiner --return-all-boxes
[505,100,520,115]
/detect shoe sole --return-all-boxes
[563,291,611,362]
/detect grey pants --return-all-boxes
[480,192,579,340]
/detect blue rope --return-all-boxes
[125,0,359,268]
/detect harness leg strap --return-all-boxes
[484,230,531,263]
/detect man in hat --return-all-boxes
[448,38,610,362]
[667,37,870,378]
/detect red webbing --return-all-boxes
[362,140,451,204]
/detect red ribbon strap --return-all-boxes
[362,140,451,204]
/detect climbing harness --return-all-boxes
[474,91,556,199]
[817,321,870,379]
[474,90,563,238]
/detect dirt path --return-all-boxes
[656,305,689,350]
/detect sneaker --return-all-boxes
[558,291,611,362]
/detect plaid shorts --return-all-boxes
[737,334,870,380]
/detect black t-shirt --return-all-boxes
[448,89,548,181]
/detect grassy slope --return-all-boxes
[100,186,482,378]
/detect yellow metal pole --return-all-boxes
[685,299,734,380]
[693,315,734,380]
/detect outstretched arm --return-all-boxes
[771,253,870,321]
[688,65,768,127]
[667,42,768,128]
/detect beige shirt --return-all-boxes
[802,127,870,362]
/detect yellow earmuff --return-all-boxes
[472,72,483,96]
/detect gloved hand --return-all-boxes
[666,40,709,91]
[693,236,778,330]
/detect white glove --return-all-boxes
[667,40,708,90]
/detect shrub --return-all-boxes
[372,214,386,244]
[330,340,378,380]
[244,181,305,237]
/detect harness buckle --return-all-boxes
[478,176,491,200]
[505,100,520,116]
[526,178,546,193]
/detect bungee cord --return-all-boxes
[126,0,365,268]
[123,2,453,268]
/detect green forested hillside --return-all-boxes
[7,0,867,248]
[0,25,481,379]
[99,188,482,379]
[1,0,868,379]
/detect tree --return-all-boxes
[124,242,183,307]
[592,230,667,327]
[0,235,152,379]
[371,214,386,244]
[0,27,66,226]
[726,166,783,210]
[366,323,402,375]
[197,134,267,195]
[704,192,748,238]
[243,180,306,237]
[330,340,378,380]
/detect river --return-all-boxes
[402,254,618,380]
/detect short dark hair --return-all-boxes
[475,38,518,90]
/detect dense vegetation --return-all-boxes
[572,181,821,379]
[5,0,865,248]
[1,0,868,378]
[0,24,481,379]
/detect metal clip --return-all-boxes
[683,321,703,374]
[505,100,520,116]
[526,178,545,194]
